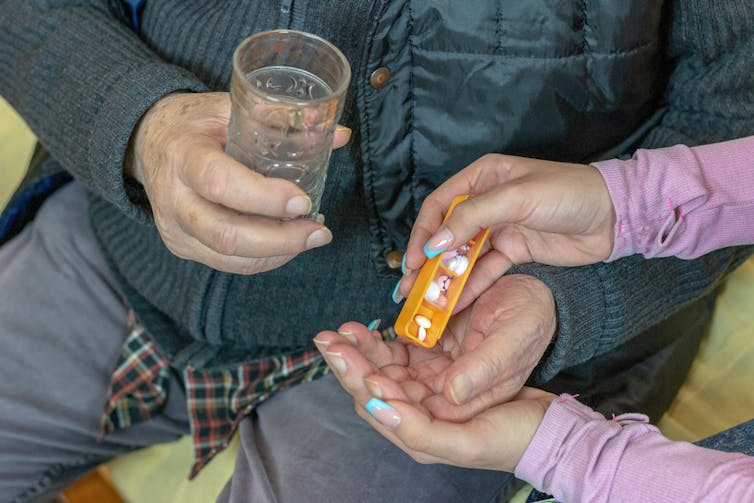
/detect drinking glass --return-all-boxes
[226,29,351,218]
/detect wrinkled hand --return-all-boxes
[315,274,556,422]
[314,274,556,471]
[125,92,351,274]
[399,154,615,309]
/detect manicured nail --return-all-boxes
[367,319,381,331]
[424,227,454,258]
[401,253,413,276]
[324,351,347,374]
[286,195,311,216]
[449,374,472,405]
[313,337,330,351]
[338,328,357,345]
[391,281,405,304]
[365,398,401,429]
[364,379,382,398]
[306,228,333,249]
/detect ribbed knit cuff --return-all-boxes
[0,4,209,225]
[88,60,209,223]
[508,263,607,383]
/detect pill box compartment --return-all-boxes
[402,238,482,347]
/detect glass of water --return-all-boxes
[226,29,351,219]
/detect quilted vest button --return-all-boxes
[370,67,391,89]
[386,249,404,269]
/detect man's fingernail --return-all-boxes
[367,319,381,331]
[313,338,330,351]
[365,398,401,429]
[324,351,347,374]
[316,213,326,224]
[391,281,405,304]
[306,228,333,249]
[286,195,311,216]
[424,228,454,259]
[338,329,357,345]
[449,374,472,405]
[335,125,352,134]
[364,379,382,398]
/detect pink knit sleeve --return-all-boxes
[514,396,754,502]
[591,135,754,261]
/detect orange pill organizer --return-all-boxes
[394,195,490,348]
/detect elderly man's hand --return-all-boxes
[125,92,350,274]
[314,273,556,422]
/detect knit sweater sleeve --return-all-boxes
[518,0,754,383]
[0,0,209,223]
[515,396,754,502]
[593,136,754,261]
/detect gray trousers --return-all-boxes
[0,182,515,503]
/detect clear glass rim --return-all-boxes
[232,29,352,107]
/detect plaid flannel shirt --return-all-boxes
[101,312,329,478]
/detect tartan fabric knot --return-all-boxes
[100,311,170,437]
[101,310,329,478]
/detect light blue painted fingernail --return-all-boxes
[367,319,381,331]
[365,397,402,428]
[391,281,404,304]
[423,242,446,259]
[365,397,395,416]
[401,253,407,274]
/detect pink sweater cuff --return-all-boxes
[515,395,653,501]
[514,395,754,502]
[592,136,754,261]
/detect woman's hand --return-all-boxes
[316,274,555,421]
[126,92,351,274]
[361,387,554,473]
[399,153,615,306]
[313,272,557,475]
[314,318,555,472]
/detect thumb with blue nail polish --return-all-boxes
[424,227,454,259]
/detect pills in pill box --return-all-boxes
[393,196,490,348]
[415,315,431,328]
[438,275,453,292]
[418,326,427,341]
[445,255,469,275]
[425,281,442,302]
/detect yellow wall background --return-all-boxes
[0,97,34,207]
